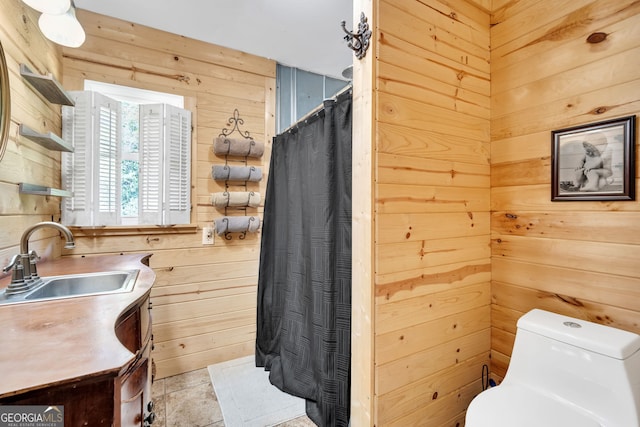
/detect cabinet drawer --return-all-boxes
[116,296,151,354]
[121,356,148,401]
[140,297,151,343]
[116,306,140,353]
[120,339,151,427]
[121,390,144,427]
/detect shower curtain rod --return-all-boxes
[281,83,353,135]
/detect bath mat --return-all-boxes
[207,355,306,426]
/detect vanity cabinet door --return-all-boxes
[117,296,155,427]
[120,342,151,426]
[116,304,142,353]
[0,375,115,426]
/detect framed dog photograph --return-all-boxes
[551,115,636,201]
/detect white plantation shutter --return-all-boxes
[62,91,190,226]
[95,96,121,225]
[139,104,191,225]
[62,92,92,225]
[164,104,192,225]
[62,91,121,226]
[139,104,164,224]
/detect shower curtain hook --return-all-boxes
[341,12,372,60]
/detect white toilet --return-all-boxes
[466,309,640,426]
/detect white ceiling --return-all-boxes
[74,0,354,80]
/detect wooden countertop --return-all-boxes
[0,253,155,398]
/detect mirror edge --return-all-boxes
[0,39,10,162]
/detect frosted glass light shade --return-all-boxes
[38,7,85,48]
[22,0,70,15]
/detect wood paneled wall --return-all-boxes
[490,0,640,381]
[0,1,67,265]
[59,11,276,379]
[352,0,492,424]
[5,0,638,422]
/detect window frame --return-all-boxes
[61,82,197,232]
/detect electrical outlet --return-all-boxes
[202,226,214,245]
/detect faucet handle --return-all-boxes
[2,255,27,290]
[28,250,41,280]
[28,250,41,262]
[3,254,21,273]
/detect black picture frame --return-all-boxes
[551,115,636,201]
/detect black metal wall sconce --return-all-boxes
[341,12,372,60]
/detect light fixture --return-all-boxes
[341,65,353,80]
[22,0,70,15]
[38,5,86,48]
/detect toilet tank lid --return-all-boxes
[517,309,640,359]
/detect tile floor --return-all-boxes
[151,368,316,427]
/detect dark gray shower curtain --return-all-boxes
[256,89,352,427]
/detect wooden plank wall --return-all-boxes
[0,1,68,266]
[351,0,376,425]
[490,0,640,381]
[370,0,492,424]
[60,10,276,379]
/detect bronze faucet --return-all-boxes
[2,222,75,295]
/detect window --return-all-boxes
[276,65,349,133]
[61,83,191,226]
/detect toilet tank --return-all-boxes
[503,309,640,426]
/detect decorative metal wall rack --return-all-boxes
[211,109,263,240]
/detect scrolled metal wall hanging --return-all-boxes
[341,12,372,60]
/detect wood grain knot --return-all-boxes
[586,32,607,44]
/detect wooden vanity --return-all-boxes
[0,254,156,426]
